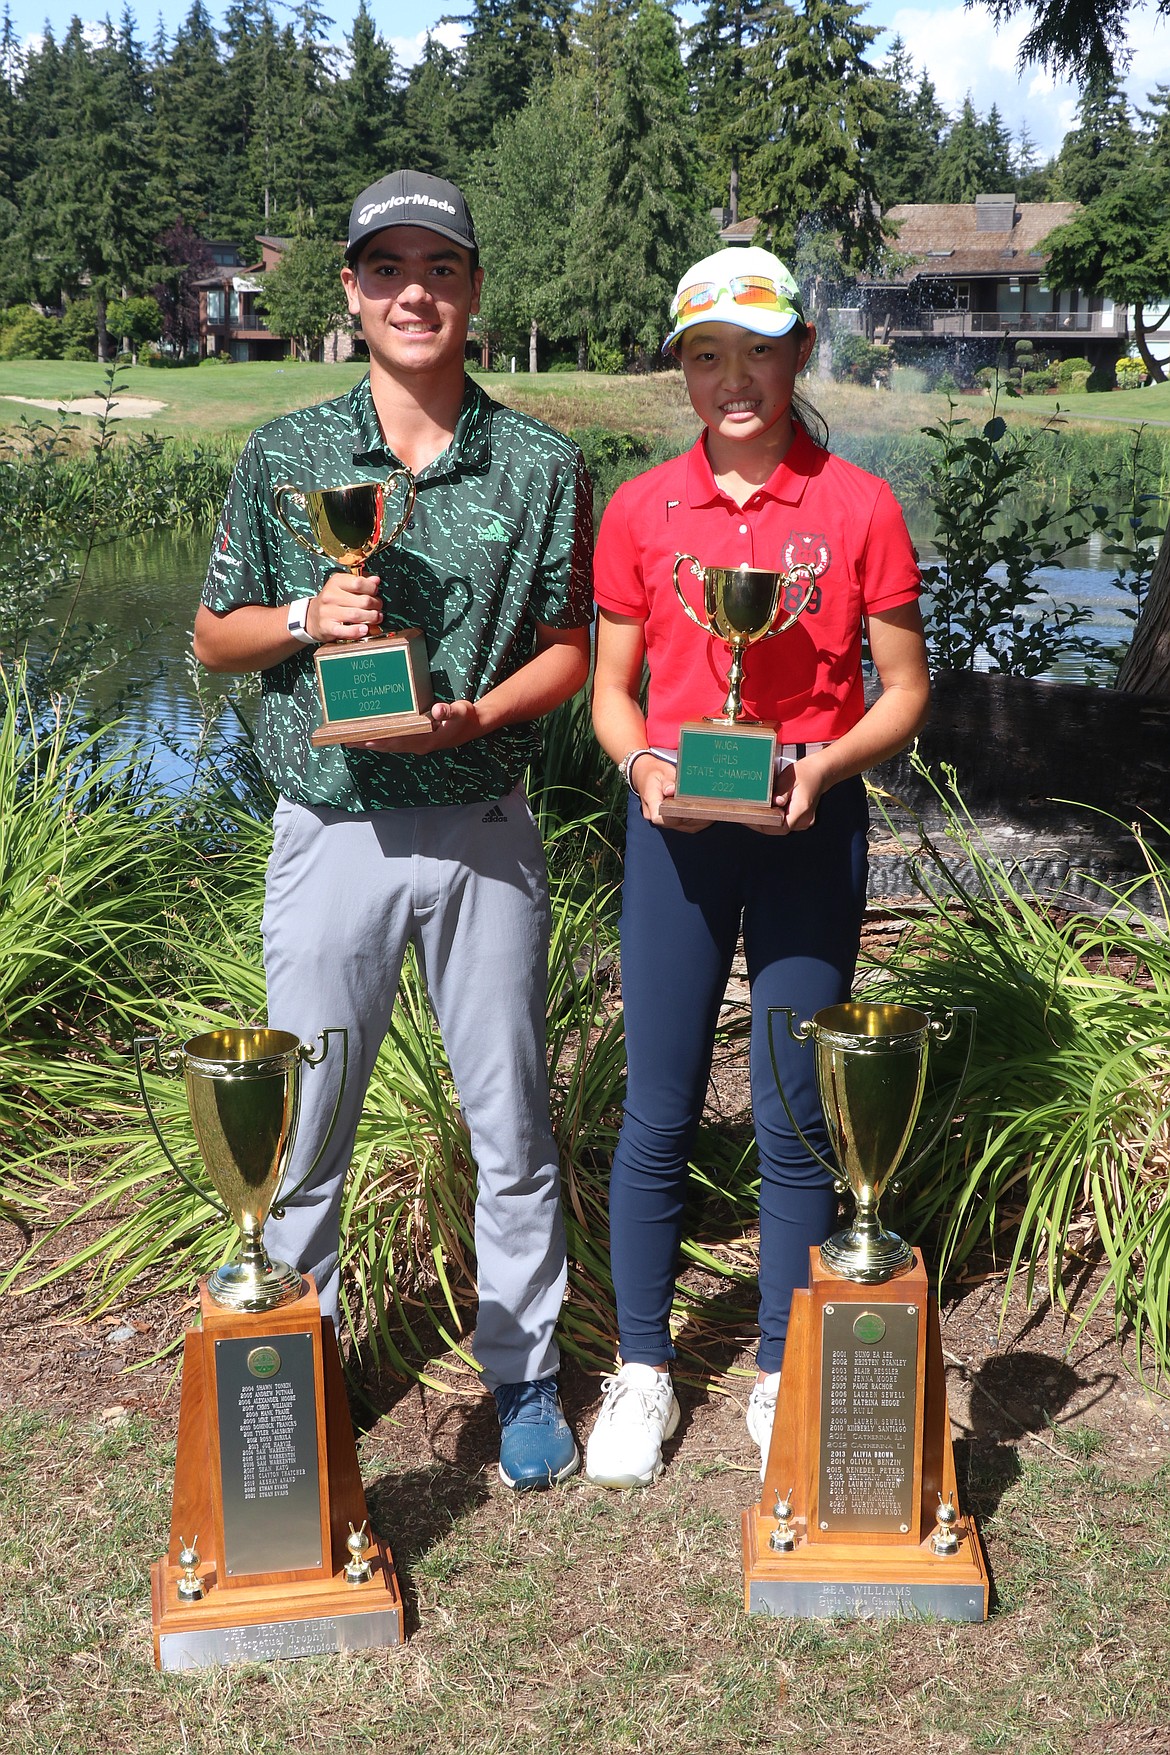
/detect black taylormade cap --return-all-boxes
[346,171,478,261]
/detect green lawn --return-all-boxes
[1006,379,1170,426]
[0,356,1164,453]
[0,357,949,449]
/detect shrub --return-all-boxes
[61,297,97,359]
[1020,368,1057,394]
[0,307,63,359]
[1087,360,1116,392]
[831,331,892,386]
[1056,355,1092,386]
[587,337,624,374]
[1116,356,1149,390]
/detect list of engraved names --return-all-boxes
[818,1310,918,1532]
[239,1380,305,1501]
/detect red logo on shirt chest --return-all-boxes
[782,532,831,578]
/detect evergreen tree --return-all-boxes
[16,18,159,356]
[981,0,1162,84]
[1137,83,1170,173]
[579,0,712,356]
[276,0,339,226]
[150,2,231,232]
[448,0,572,161]
[743,0,885,368]
[399,36,462,181]
[869,36,946,210]
[687,0,767,221]
[1050,66,1137,203]
[930,96,1012,202]
[1012,122,1052,201]
[335,1,401,196]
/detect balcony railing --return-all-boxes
[917,309,1123,337]
[205,314,276,337]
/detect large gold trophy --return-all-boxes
[741,1002,990,1621]
[660,556,816,828]
[273,473,435,748]
[135,1027,404,1668]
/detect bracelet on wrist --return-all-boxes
[619,748,654,793]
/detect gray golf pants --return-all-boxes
[261,787,567,1388]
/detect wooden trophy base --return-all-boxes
[310,711,434,748]
[743,1250,988,1622]
[659,795,781,829]
[659,720,780,829]
[310,628,434,748]
[151,1278,404,1670]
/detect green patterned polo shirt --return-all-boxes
[203,374,594,810]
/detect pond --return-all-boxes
[62,520,1142,791]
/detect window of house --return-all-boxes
[207,290,225,323]
[229,290,240,323]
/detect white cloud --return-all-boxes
[391,19,465,69]
[879,0,1170,160]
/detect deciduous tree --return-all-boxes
[257,232,349,359]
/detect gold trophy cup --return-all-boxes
[741,1000,988,1622]
[134,1026,348,1312]
[768,1001,974,1284]
[661,557,816,826]
[273,472,435,748]
[136,1025,405,1667]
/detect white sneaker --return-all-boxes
[584,1363,680,1488]
[746,1371,782,1478]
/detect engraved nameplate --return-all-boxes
[316,633,429,722]
[214,1332,323,1577]
[748,1578,987,1622]
[676,723,776,805]
[157,1607,402,1671]
[817,1303,920,1534]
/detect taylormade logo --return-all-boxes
[358,193,457,226]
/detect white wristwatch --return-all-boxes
[286,597,316,645]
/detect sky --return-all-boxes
[6,0,1170,164]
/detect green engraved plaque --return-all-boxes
[317,641,416,720]
[311,627,434,747]
[676,722,776,806]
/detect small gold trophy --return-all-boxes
[741,1001,990,1622]
[134,1026,404,1667]
[273,473,435,748]
[659,556,817,827]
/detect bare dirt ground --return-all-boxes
[3,1157,1167,1491]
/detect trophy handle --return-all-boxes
[672,553,713,632]
[379,467,417,549]
[267,1027,350,1218]
[760,564,817,640]
[272,486,322,558]
[765,1008,840,1180]
[133,1037,229,1219]
[892,1005,977,1182]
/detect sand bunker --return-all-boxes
[2,393,167,419]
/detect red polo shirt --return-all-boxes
[593,426,921,747]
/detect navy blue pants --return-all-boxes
[610,779,869,1373]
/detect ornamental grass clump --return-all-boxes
[4,698,755,1383]
[867,757,1170,1381]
